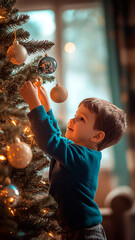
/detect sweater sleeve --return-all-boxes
[27,105,76,168]
[47,109,61,134]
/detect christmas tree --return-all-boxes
[0,0,60,239]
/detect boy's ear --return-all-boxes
[90,131,105,143]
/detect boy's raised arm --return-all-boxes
[27,105,77,169]
[19,81,61,133]
[19,81,76,168]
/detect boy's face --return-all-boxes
[65,104,100,149]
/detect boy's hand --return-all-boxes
[19,81,41,111]
[38,86,51,112]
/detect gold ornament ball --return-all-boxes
[34,76,43,88]
[50,84,68,103]
[7,142,33,169]
[7,40,27,65]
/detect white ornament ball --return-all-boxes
[50,83,68,103]
[7,141,32,169]
[7,40,27,65]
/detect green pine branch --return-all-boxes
[0,14,30,32]
[10,7,19,16]
[0,29,30,48]
[22,40,55,55]
[1,0,17,9]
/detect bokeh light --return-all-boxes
[64,42,76,53]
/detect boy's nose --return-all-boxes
[69,118,75,124]
[69,119,73,124]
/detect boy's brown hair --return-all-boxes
[79,98,127,151]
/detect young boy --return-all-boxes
[19,81,127,240]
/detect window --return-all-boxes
[21,4,115,169]
[62,7,112,119]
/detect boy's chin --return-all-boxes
[65,132,68,138]
[65,132,71,140]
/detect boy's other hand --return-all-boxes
[19,81,41,111]
[38,86,51,112]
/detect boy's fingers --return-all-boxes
[19,81,34,93]
[23,81,33,87]
[27,80,32,85]
[20,81,30,88]
[40,86,47,93]
[33,83,38,89]
[23,81,28,86]
[38,86,44,92]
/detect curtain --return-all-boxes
[102,0,135,186]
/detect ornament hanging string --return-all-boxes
[14,30,17,41]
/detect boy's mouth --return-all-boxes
[67,126,73,131]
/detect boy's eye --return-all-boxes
[79,117,85,121]
[75,114,85,122]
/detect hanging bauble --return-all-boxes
[7,40,27,65]
[33,75,43,88]
[38,55,57,75]
[50,83,68,103]
[0,184,19,207]
[7,138,32,169]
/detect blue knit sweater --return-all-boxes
[27,105,102,232]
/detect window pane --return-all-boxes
[62,6,114,168]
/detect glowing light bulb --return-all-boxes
[0,155,6,161]
[24,126,30,132]
[8,207,15,216]
[0,16,4,19]
[11,120,16,126]
[9,197,14,203]
[27,134,33,138]
[6,145,10,150]
[11,210,15,215]
[49,232,54,238]
[64,42,76,53]
[40,180,46,185]
[42,209,48,214]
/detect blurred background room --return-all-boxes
[14,0,135,239]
